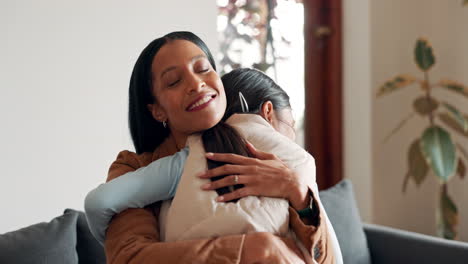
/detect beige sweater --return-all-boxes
[104,135,335,264]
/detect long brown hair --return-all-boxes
[202,123,251,202]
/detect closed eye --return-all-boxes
[168,79,180,87]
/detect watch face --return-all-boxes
[298,194,318,219]
[298,207,313,218]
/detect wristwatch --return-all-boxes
[296,195,316,218]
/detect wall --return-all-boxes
[371,0,468,241]
[343,0,373,222]
[0,0,217,233]
[344,0,468,241]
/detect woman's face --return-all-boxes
[149,40,226,140]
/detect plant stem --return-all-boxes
[424,71,435,126]
[442,182,448,196]
[437,183,447,238]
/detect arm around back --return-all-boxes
[103,148,246,264]
[84,148,188,244]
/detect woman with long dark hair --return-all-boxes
[97,31,337,263]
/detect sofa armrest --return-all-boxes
[363,223,468,264]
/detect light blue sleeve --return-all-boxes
[84,147,189,244]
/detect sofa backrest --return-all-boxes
[65,209,106,264]
[319,179,372,264]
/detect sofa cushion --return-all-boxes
[319,179,372,264]
[64,209,106,264]
[0,210,79,264]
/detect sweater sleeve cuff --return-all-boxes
[288,186,324,253]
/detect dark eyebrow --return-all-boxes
[191,54,207,63]
[160,66,177,79]
[160,54,208,79]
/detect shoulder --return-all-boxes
[106,150,154,182]
[106,135,180,182]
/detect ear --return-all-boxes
[259,101,275,125]
[147,103,167,123]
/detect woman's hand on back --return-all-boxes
[241,232,306,264]
[198,142,310,210]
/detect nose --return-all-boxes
[186,72,206,94]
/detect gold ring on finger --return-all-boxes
[233,174,239,184]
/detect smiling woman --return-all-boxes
[146,39,227,151]
[127,32,224,155]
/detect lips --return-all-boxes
[186,93,216,111]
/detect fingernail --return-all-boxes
[205,152,213,157]
[201,183,211,189]
[216,196,224,202]
[196,171,205,177]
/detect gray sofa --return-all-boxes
[319,180,468,264]
[364,223,468,264]
[1,179,467,263]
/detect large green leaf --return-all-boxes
[441,102,468,132]
[438,113,468,138]
[420,126,457,182]
[383,112,415,143]
[414,38,436,72]
[402,139,430,193]
[437,190,458,240]
[377,74,417,97]
[457,159,466,179]
[408,139,429,186]
[413,96,439,116]
[438,79,468,98]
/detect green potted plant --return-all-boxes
[377,38,468,239]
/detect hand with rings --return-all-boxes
[198,142,310,210]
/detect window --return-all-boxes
[218,0,305,146]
